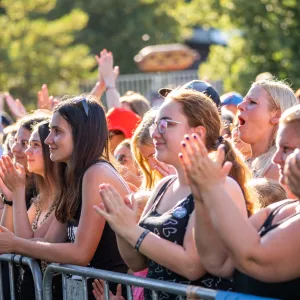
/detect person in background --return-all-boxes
[220,110,234,138]
[220,92,243,116]
[131,109,175,191]
[114,139,141,188]
[237,80,298,179]
[107,107,141,153]
[248,178,287,208]
[120,91,151,118]
[0,120,64,299]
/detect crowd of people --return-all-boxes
[0,49,300,300]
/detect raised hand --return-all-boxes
[154,160,176,177]
[4,93,27,119]
[284,148,300,198]
[179,134,232,199]
[95,49,119,88]
[93,184,138,237]
[92,279,124,300]
[0,155,26,193]
[37,84,58,110]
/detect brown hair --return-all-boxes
[32,120,61,209]
[249,178,287,208]
[168,89,257,215]
[53,94,111,222]
[120,91,151,118]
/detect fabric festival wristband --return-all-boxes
[135,229,150,252]
[3,198,13,206]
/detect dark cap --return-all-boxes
[158,80,221,107]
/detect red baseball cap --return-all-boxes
[106,107,141,138]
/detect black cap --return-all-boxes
[158,80,221,108]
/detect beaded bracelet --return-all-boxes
[135,229,150,252]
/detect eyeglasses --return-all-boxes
[149,119,183,136]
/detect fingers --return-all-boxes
[116,284,123,297]
[99,184,118,212]
[0,225,9,233]
[216,145,226,166]
[93,203,111,221]
[106,184,124,207]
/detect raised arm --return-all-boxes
[96,49,120,110]
[180,134,300,282]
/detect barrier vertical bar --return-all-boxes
[0,263,4,300]
[126,284,133,300]
[151,289,158,300]
[8,262,16,300]
[62,274,68,300]
[104,280,110,299]
[82,277,88,300]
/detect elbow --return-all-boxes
[184,263,206,281]
[69,252,93,267]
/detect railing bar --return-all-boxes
[126,284,133,300]
[82,277,88,300]
[62,274,68,300]
[104,280,110,300]
[8,262,16,300]
[151,289,158,300]
[0,263,4,300]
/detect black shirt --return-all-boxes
[234,200,300,299]
[139,178,233,300]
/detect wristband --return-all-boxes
[1,193,13,206]
[135,229,150,252]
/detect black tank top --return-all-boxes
[67,160,128,298]
[139,178,233,300]
[234,200,300,299]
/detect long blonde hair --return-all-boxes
[131,109,163,190]
[249,80,298,178]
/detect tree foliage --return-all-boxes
[50,0,182,74]
[199,0,300,94]
[0,0,94,104]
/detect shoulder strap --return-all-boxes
[259,200,298,236]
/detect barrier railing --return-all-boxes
[43,264,218,300]
[0,254,43,300]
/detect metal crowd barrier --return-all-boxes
[0,254,43,300]
[43,264,279,300]
[43,263,218,300]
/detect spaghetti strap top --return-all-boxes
[234,199,300,299]
[139,177,233,300]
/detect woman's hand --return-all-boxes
[0,225,16,253]
[4,93,27,120]
[37,84,59,110]
[93,184,138,238]
[95,49,119,88]
[0,156,26,193]
[154,160,176,177]
[92,279,124,300]
[179,134,232,199]
[284,149,300,198]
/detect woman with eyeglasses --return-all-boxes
[0,95,129,297]
[93,89,256,299]
[180,104,300,299]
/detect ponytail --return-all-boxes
[222,139,259,216]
